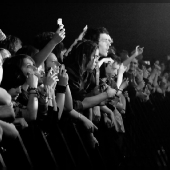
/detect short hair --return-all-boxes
[0,35,22,56]
[16,45,39,57]
[64,40,98,74]
[33,32,55,50]
[83,27,109,43]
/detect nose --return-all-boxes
[54,61,61,67]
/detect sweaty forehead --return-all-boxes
[99,33,109,40]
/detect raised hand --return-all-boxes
[119,78,129,90]
[77,25,88,41]
[0,29,6,41]
[134,45,144,57]
[52,25,65,44]
[57,65,68,86]
[119,63,127,73]
[44,68,59,87]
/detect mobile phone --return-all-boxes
[57,18,62,26]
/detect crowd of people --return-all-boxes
[0,20,170,169]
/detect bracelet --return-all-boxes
[55,85,67,94]
[115,89,123,96]
[48,97,52,100]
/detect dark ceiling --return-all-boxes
[1,3,170,62]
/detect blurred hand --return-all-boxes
[103,115,112,128]
[134,45,144,56]
[44,68,59,87]
[106,86,116,98]
[0,29,6,41]
[14,118,28,130]
[80,114,98,133]
[119,78,129,90]
[107,111,119,131]
[77,25,88,41]
[136,91,148,100]
[92,106,101,123]
[57,65,68,86]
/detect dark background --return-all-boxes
[1,3,170,62]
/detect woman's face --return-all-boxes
[98,33,112,57]
[45,53,60,74]
[105,61,120,77]
[21,58,35,77]
[86,48,99,71]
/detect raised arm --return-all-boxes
[123,46,144,67]
[33,25,65,67]
[64,25,87,57]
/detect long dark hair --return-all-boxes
[64,40,98,77]
[1,54,35,90]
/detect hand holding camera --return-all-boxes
[52,18,65,44]
[57,64,68,86]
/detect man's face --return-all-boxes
[105,61,120,77]
[98,33,112,57]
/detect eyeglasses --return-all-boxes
[99,38,113,44]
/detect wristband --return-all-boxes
[55,85,67,94]
[115,89,123,96]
